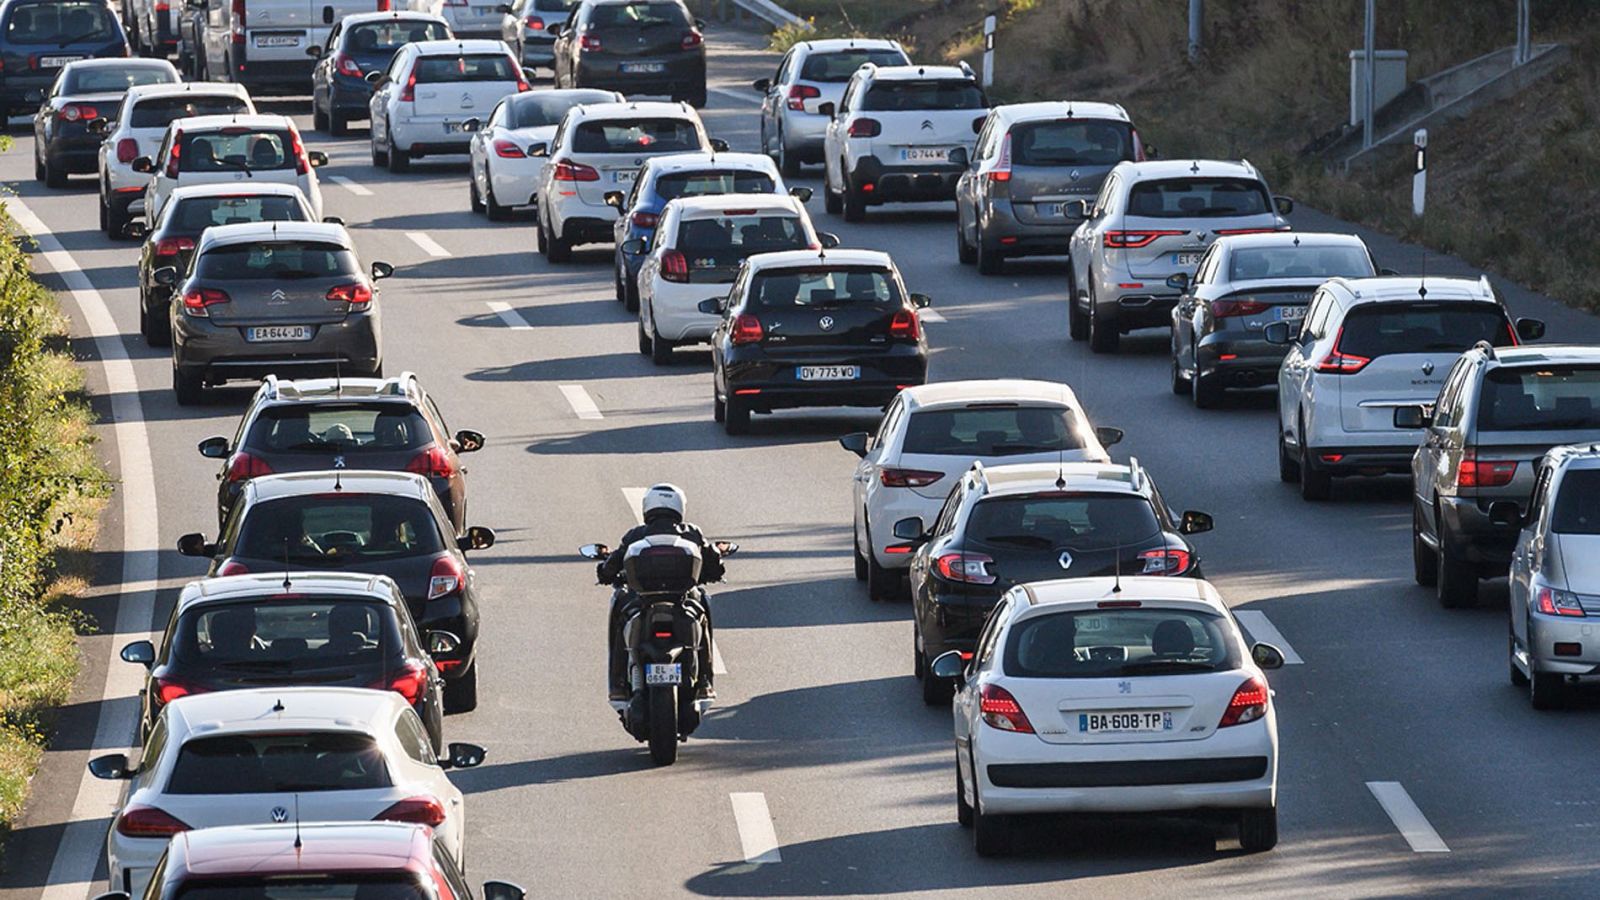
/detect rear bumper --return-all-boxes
[981,199,1078,254]
[173,313,382,382]
[1097,289,1181,331]
[1438,495,1520,571]
[574,56,705,94]
[722,350,926,411]
[1194,333,1290,387]
[231,59,315,92]
[329,78,374,115]
[776,109,828,152]
[1305,445,1417,476]
[556,215,616,247]
[919,593,1000,657]
[391,117,475,155]
[649,283,724,341]
[865,489,943,569]
[44,135,103,172]
[850,156,961,202]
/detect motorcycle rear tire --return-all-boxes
[647,684,679,765]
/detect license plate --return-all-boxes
[1278,305,1307,322]
[469,4,497,14]
[797,365,859,381]
[1037,203,1063,218]
[245,325,313,342]
[1172,252,1204,266]
[610,169,637,184]
[38,55,85,67]
[1078,711,1173,734]
[621,62,665,74]
[899,147,950,162]
[254,34,300,47]
[443,121,463,133]
[644,663,681,685]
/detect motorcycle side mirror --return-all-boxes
[454,429,485,452]
[482,883,526,900]
[1251,642,1286,670]
[1094,426,1124,447]
[839,431,869,457]
[459,526,495,552]
[426,630,462,655]
[578,543,609,560]
[1178,510,1213,535]
[197,436,230,458]
[120,640,155,667]
[442,742,486,770]
[712,540,739,556]
[929,649,965,680]
[176,532,215,557]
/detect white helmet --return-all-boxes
[641,483,686,521]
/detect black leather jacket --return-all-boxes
[597,517,726,587]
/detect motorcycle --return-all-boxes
[579,535,738,765]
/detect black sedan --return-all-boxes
[0,0,128,121]
[710,248,930,435]
[32,57,175,186]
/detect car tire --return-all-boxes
[172,365,204,406]
[956,753,974,828]
[683,84,707,109]
[313,102,328,132]
[955,214,975,265]
[777,128,800,179]
[865,534,897,602]
[613,259,627,302]
[975,225,1003,275]
[1435,537,1476,608]
[470,177,485,214]
[371,133,388,168]
[138,298,151,342]
[328,109,347,138]
[1277,430,1300,483]
[853,525,869,581]
[637,317,652,356]
[971,778,1010,858]
[141,292,171,347]
[387,140,410,173]
[843,176,866,223]
[912,626,925,679]
[649,323,673,365]
[1530,665,1565,710]
[1509,629,1530,687]
[1088,283,1119,353]
[43,155,67,189]
[1298,436,1331,501]
[33,147,45,182]
[485,181,511,221]
[1068,274,1088,341]
[712,385,726,423]
[443,660,479,713]
[1412,505,1438,586]
[1191,368,1222,408]
[824,168,843,215]
[921,653,952,705]
[724,395,750,435]
[1238,807,1279,853]
[543,217,572,263]
[1170,354,1189,395]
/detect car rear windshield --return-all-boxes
[176,876,429,900]
[346,20,450,53]
[165,195,308,234]
[534,0,578,10]
[587,1,690,27]
[655,170,775,201]
[1553,469,1600,534]
[198,242,359,281]
[1478,366,1600,431]
[902,406,1086,456]
[129,95,251,129]
[1228,245,1373,281]
[64,65,174,94]
[413,53,516,83]
[1337,303,1512,359]
[1126,177,1270,218]
[4,1,116,44]
[181,129,295,172]
[861,79,984,111]
[749,266,899,309]
[799,48,906,82]
[507,90,609,128]
[246,403,434,453]
[170,599,403,674]
[236,495,445,564]
[968,494,1160,551]
[677,213,808,263]
[167,732,391,794]
[1008,119,1132,167]
[1004,608,1240,678]
[572,118,700,153]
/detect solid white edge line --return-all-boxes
[621,487,647,526]
[919,308,947,323]
[486,301,532,331]
[10,197,160,899]
[1233,610,1303,664]
[329,175,374,197]
[405,231,451,257]
[557,384,602,420]
[729,792,781,863]
[1366,781,1450,853]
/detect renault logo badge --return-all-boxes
[1068,169,1081,182]
[1422,360,1435,376]
[819,316,835,331]
[1057,550,1073,570]
[270,806,289,823]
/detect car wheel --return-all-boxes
[387,138,410,173]
[33,147,45,182]
[106,198,131,240]
[98,191,109,231]
[956,752,974,828]
[1238,807,1279,853]
[470,176,485,214]
[955,212,976,265]
[1298,435,1331,501]
[1088,282,1119,353]
[823,166,842,215]
[1435,536,1476,608]
[443,660,479,713]
[1068,273,1088,341]
[971,773,1010,858]
[649,321,673,365]
[637,316,652,356]
[613,259,627,302]
[1170,353,1189,395]
[712,384,726,423]
[1530,664,1565,710]
[312,102,328,132]
[1412,505,1438,586]
[865,533,897,602]
[777,127,800,178]
[1277,429,1300,483]
[1509,627,1530,687]
[843,175,866,223]
[485,180,511,221]
[724,395,750,435]
[328,109,347,138]
[371,132,388,168]
[138,297,151,342]
[921,653,952,705]
[1191,368,1222,408]
[975,224,1003,275]
[172,365,204,406]
[544,217,572,263]
[852,525,869,581]
[912,626,925,679]
[43,154,67,189]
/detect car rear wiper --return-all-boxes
[50,28,108,47]
[1118,659,1217,674]
[211,156,254,178]
[986,442,1060,455]
[981,534,1052,548]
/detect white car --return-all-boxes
[408,0,506,40]
[753,37,908,177]
[468,87,620,220]
[369,39,529,174]
[135,113,328,223]
[97,83,254,238]
[633,193,825,364]
[88,686,486,899]
[933,576,1284,856]
[842,379,1118,600]
[821,62,987,222]
[532,99,721,262]
[1268,275,1540,501]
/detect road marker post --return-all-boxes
[1412,128,1427,219]
[981,15,996,89]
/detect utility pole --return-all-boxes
[1363,0,1376,150]
[1187,0,1203,63]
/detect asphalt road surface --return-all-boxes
[6,27,1600,900]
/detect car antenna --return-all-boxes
[283,538,293,591]
[273,697,285,712]
[292,794,303,850]
[1055,386,1067,489]
[1111,533,1123,594]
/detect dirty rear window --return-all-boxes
[4,1,116,44]
[129,95,251,129]
[1126,177,1270,218]
[1008,120,1132,167]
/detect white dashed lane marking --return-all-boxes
[1367,782,1450,853]
[621,487,647,525]
[405,231,451,257]
[558,384,602,420]
[486,301,532,330]
[330,175,373,196]
[920,308,947,323]
[1233,610,1303,664]
[729,792,782,863]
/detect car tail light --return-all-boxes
[681,29,702,50]
[375,797,446,827]
[730,314,763,345]
[374,0,389,9]
[335,53,362,77]
[116,137,139,163]
[1218,676,1269,727]
[934,551,996,584]
[1458,450,1517,489]
[156,0,170,10]
[223,450,272,484]
[878,468,942,488]
[289,126,310,175]
[1210,297,1271,319]
[493,139,526,158]
[375,661,429,704]
[987,133,1011,183]
[888,308,920,341]
[117,804,192,837]
[524,15,543,28]
[1132,127,1146,161]
[153,676,205,707]
[1214,227,1281,236]
[1103,229,1184,249]
[327,282,373,311]
[847,118,881,138]
[552,159,600,182]
[1314,327,1370,374]
[216,560,250,576]
[230,0,245,45]
[1537,586,1585,618]
[407,445,457,479]
[579,33,601,52]
[660,250,689,284]
[400,65,418,102]
[426,554,464,601]
[513,59,530,92]
[165,129,183,177]
[181,287,229,316]
[630,210,659,229]
[57,103,98,122]
[785,84,819,111]
[1138,547,1192,575]
[979,684,1034,733]
[155,236,196,257]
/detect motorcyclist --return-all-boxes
[597,483,724,702]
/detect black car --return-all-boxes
[710,249,930,435]
[903,460,1212,704]
[0,0,127,120]
[177,470,495,713]
[552,0,705,107]
[197,371,484,532]
[118,571,452,752]
[31,57,174,186]
[310,12,452,137]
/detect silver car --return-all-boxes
[498,0,575,72]
[158,222,392,405]
[752,38,907,177]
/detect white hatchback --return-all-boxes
[369,38,529,173]
[135,113,327,222]
[467,87,620,220]
[89,687,485,898]
[934,576,1283,856]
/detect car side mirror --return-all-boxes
[120,640,156,667]
[426,630,462,655]
[482,882,526,900]
[909,292,931,309]
[176,532,215,557]
[442,742,486,770]
[131,156,154,174]
[306,45,322,57]
[578,543,609,560]
[460,526,495,551]
[1393,405,1430,429]
[620,238,647,255]
[153,266,178,286]
[1262,321,1293,345]
[454,429,485,452]
[817,231,840,249]
[1489,501,1523,528]
[307,150,328,168]
[1274,195,1295,215]
[547,22,562,36]
[366,70,386,85]
[87,117,110,134]
[891,516,926,542]
[1178,510,1213,535]
[947,146,968,168]
[122,220,149,240]
[322,215,345,225]
[88,753,132,780]
[1063,199,1090,219]
[1165,272,1190,292]
[1144,144,1159,159]
[1094,426,1124,447]
[696,297,725,315]
[371,261,394,280]
[322,4,334,24]
[1251,642,1285,670]
[603,190,624,209]
[789,186,812,202]
[838,431,869,457]
[1516,317,1546,341]
[752,77,770,92]
[197,436,230,458]
[709,138,729,152]
[495,3,511,11]
[817,101,835,118]
[929,649,965,679]
[91,893,132,900]
[527,143,549,158]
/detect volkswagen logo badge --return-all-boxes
[270,806,289,823]
[1057,550,1073,570]
[1422,360,1435,376]
[819,315,835,331]
[1068,169,1081,182]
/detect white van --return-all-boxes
[196,0,375,92]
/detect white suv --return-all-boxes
[135,114,327,222]
[1267,276,1540,501]
[368,39,529,174]
[753,38,909,177]
[840,379,1118,601]
[1066,159,1292,353]
[821,62,987,222]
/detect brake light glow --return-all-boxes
[660,250,689,283]
[1138,547,1192,575]
[375,797,446,827]
[730,314,763,345]
[400,65,418,102]
[878,468,942,488]
[579,33,602,52]
[524,15,543,28]
[58,103,98,122]
[181,287,230,316]
[934,551,996,584]
[1537,586,1585,618]
[786,84,819,111]
[630,210,659,229]
[552,159,600,182]
[979,684,1033,733]
[1210,297,1271,319]
[223,451,271,483]
[493,139,525,158]
[1218,677,1269,727]
[117,805,192,837]
[289,126,310,175]
[335,53,362,77]
[153,677,203,707]
[406,446,457,479]
[1103,229,1184,249]
[326,282,373,311]
[681,29,702,50]
[375,662,428,704]
[426,554,464,601]
[847,118,881,138]
[155,236,195,257]
[1314,327,1370,374]
[166,129,183,178]
[1458,450,1517,489]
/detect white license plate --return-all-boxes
[1172,252,1205,266]
[609,169,637,184]
[254,34,301,47]
[38,55,85,67]
[1078,711,1173,734]
[443,121,464,133]
[899,147,950,162]
[245,325,313,342]
[1037,203,1063,218]
[644,663,681,685]
[620,62,665,74]
[1278,305,1307,322]
[468,4,497,14]
[797,365,860,381]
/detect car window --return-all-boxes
[973,597,1010,669]
[1552,469,1600,534]
[180,129,294,172]
[168,195,309,234]
[1338,303,1514,359]
[572,118,700,153]
[1477,366,1600,432]
[1092,173,1118,216]
[838,78,859,113]
[874,398,903,451]
[247,402,434,453]
[197,241,359,281]
[323,22,340,51]
[586,1,688,27]
[166,732,392,794]
[1191,246,1218,286]
[1529,463,1555,525]
[861,79,984,112]
[772,48,791,83]
[799,48,906,82]
[1004,608,1241,678]
[901,406,1085,456]
[1009,119,1132,166]
[1430,358,1472,429]
[140,716,169,774]
[655,170,775,200]
[1126,177,1270,218]
[394,709,436,765]
[4,1,117,43]
[347,20,449,52]
[172,598,402,674]
[1228,246,1374,281]
[1302,291,1333,340]
[234,494,447,563]
[932,484,964,536]
[748,266,900,309]
[413,53,516,83]
[675,213,808,262]
[507,90,612,128]
[65,65,174,94]
[173,876,431,899]
[967,493,1160,551]
[129,94,251,129]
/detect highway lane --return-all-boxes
[8,26,1600,898]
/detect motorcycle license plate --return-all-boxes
[644,663,681,685]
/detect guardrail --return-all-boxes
[695,0,811,31]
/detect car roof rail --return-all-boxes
[1473,339,1496,361]
[379,371,419,396]
[958,60,975,77]
[259,374,279,401]
[1128,456,1144,492]
[1479,274,1498,302]
[970,460,989,491]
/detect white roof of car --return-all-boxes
[570,100,697,122]
[901,379,1084,411]
[1113,158,1261,182]
[991,100,1129,124]
[865,64,973,82]
[174,572,399,613]
[126,82,252,104]
[198,221,350,250]
[744,248,892,273]
[644,152,775,175]
[795,38,903,54]
[247,470,435,503]
[164,687,404,739]
[977,461,1141,498]
[407,38,511,56]
[666,193,803,218]
[64,58,175,73]
[167,182,310,203]
[1214,231,1365,252]
[168,113,296,132]
[1479,344,1600,367]
[1323,275,1497,306]
[339,10,447,26]
[1012,576,1228,614]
